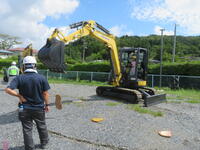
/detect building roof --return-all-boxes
[7,48,38,54]
[0,49,14,54]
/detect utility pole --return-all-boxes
[159,28,165,88]
[82,39,86,62]
[83,47,85,62]
[172,24,177,63]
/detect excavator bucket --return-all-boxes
[144,93,166,107]
[38,38,66,73]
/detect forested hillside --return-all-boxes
[1,34,200,75]
[64,35,200,63]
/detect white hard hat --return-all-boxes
[23,56,37,64]
[11,61,16,65]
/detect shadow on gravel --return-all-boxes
[90,94,133,104]
[2,144,42,150]
[0,145,25,150]
[63,95,110,103]
[1,80,8,85]
[48,95,108,106]
[89,95,110,101]
[0,110,19,125]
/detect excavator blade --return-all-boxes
[144,93,166,107]
[38,38,66,73]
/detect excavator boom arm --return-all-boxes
[41,20,121,85]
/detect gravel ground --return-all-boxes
[0,81,200,150]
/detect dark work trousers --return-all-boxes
[18,109,49,150]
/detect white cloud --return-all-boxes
[0,0,79,49]
[130,0,200,34]
[154,26,173,35]
[109,25,134,37]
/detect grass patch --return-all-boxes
[167,101,182,104]
[156,87,200,104]
[184,100,200,104]
[127,104,163,117]
[167,100,200,104]
[77,96,87,101]
[106,102,121,106]
[48,78,108,86]
[73,100,85,107]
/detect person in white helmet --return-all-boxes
[5,56,50,150]
[7,61,19,83]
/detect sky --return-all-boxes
[0,0,199,49]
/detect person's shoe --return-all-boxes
[40,142,49,149]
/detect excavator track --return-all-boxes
[96,86,143,104]
[141,87,156,95]
[96,86,166,107]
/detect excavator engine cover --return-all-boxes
[38,38,66,73]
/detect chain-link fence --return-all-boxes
[38,70,200,89]
[38,70,110,82]
[147,74,200,89]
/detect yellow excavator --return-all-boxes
[3,44,34,82]
[38,20,166,106]
[22,44,33,57]
[19,43,34,72]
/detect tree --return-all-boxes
[63,34,200,64]
[0,33,22,49]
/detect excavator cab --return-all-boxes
[38,38,66,73]
[117,47,166,106]
[119,47,148,89]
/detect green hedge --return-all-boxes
[67,61,111,72]
[148,61,200,76]
[1,59,200,76]
[68,61,200,76]
[0,59,14,70]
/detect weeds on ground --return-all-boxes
[106,102,121,106]
[48,78,108,86]
[184,100,200,104]
[77,96,87,101]
[127,104,164,117]
[156,87,200,104]
[74,102,85,107]
[166,101,182,104]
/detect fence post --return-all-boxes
[46,70,49,80]
[90,72,93,82]
[151,75,154,87]
[177,75,180,89]
[59,73,62,79]
[76,71,79,81]
[108,73,111,81]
